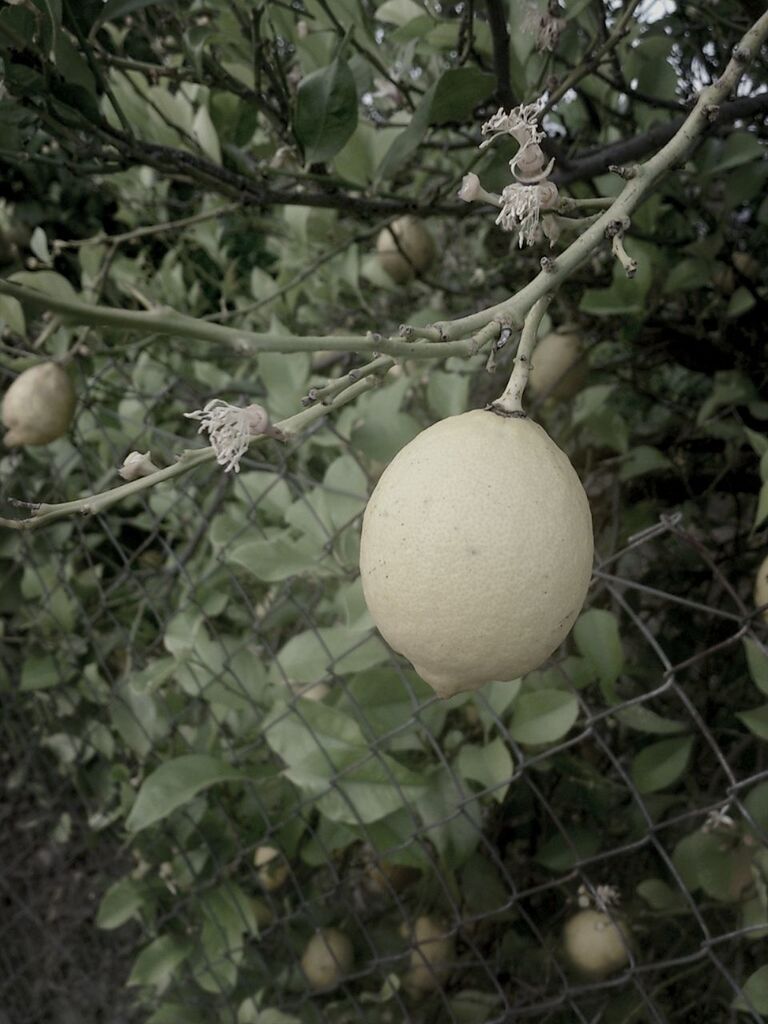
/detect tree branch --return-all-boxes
[553,93,768,186]
[484,0,515,110]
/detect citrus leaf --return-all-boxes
[737,705,768,741]
[125,755,248,832]
[509,689,579,745]
[376,83,435,180]
[744,638,768,697]
[429,67,495,125]
[733,964,768,1014]
[614,704,688,735]
[97,877,144,930]
[294,56,358,164]
[574,608,623,704]
[127,935,192,989]
[631,736,694,794]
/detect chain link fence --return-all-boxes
[2,353,768,1024]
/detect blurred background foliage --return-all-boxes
[2,0,768,1022]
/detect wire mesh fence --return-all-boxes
[3,355,768,1024]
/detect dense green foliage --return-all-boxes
[1,1,768,1021]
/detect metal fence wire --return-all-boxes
[2,358,768,1024]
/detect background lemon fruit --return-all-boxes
[2,361,76,447]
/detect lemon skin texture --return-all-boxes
[359,409,594,697]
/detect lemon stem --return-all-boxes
[492,295,551,415]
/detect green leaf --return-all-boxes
[631,736,694,794]
[376,82,435,181]
[733,965,768,1014]
[573,608,623,704]
[636,878,686,911]
[662,257,712,293]
[754,480,768,531]
[427,370,470,419]
[127,935,192,989]
[571,384,615,427]
[745,639,768,697]
[456,738,513,802]
[745,428,768,457]
[700,130,764,176]
[341,668,446,738]
[98,0,158,24]
[270,625,389,685]
[737,705,768,741]
[9,270,78,304]
[265,700,426,823]
[20,654,61,691]
[226,530,332,582]
[294,56,358,164]
[126,755,248,832]
[509,690,579,745]
[618,445,672,481]
[727,286,756,319]
[97,877,144,930]
[415,765,483,867]
[375,0,427,24]
[614,704,688,735]
[313,749,428,824]
[697,370,755,426]
[429,67,496,125]
[536,826,599,871]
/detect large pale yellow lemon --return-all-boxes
[2,361,76,446]
[563,909,632,977]
[359,409,593,697]
[528,328,586,400]
[375,216,435,284]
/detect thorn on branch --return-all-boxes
[604,217,630,239]
[732,45,748,64]
[540,255,557,274]
[611,233,637,278]
[496,326,513,350]
[703,103,720,123]
[8,497,42,514]
[609,164,638,180]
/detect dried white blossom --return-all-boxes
[184,400,273,474]
[577,883,621,913]
[522,2,566,52]
[118,451,158,481]
[457,172,500,206]
[702,805,737,833]
[480,101,545,151]
[496,180,559,247]
[480,101,551,181]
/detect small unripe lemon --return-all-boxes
[403,916,454,996]
[528,329,586,401]
[300,928,353,991]
[563,910,631,977]
[2,362,76,446]
[732,251,760,281]
[359,410,593,697]
[376,217,435,284]
[712,263,735,294]
[254,845,289,892]
[755,554,768,620]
